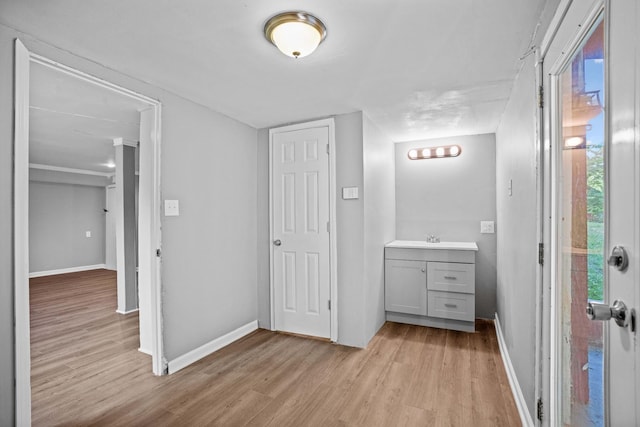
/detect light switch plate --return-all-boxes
[164,199,180,216]
[342,187,359,200]
[85,231,91,238]
[480,221,495,234]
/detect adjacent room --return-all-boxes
[1,0,639,426]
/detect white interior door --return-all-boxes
[604,0,639,424]
[105,185,117,270]
[271,125,331,338]
[544,0,639,425]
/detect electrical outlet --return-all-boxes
[85,231,92,238]
[164,200,180,216]
[480,221,495,234]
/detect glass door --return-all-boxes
[545,1,640,424]
[556,14,605,426]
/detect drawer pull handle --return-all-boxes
[444,276,457,280]
[444,303,458,308]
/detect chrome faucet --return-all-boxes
[426,234,440,243]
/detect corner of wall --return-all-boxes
[256,128,271,330]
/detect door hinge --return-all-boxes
[327,221,330,233]
[538,243,544,265]
[538,85,544,109]
[326,143,330,154]
[156,248,161,257]
[536,398,543,421]
[328,300,331,310]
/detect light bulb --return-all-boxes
[271,21,322,58]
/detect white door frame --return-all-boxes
[538,1,607,424]
[268,118,338,342]
[13,39,165,425]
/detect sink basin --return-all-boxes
[385,240,478,251]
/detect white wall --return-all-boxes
[334,112,367,347]
[29,180,106,273]
[496,56,538,414]
[395,134,497,318]
[495,54,538,417]
[256,128,270,329]
[494,0,561,419]
[159,93,258,361]
[363,115,396,343]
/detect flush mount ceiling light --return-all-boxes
[408,145,462,160]
[264,11,327,58]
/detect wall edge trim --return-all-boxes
[115,308,139,315]
[494,312,534,427]
[167,320,259,374]
[29,264,108,278]
[138,347,152,356]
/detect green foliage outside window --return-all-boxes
[587,145,604,301]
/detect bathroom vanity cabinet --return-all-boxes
[384,240,478,332]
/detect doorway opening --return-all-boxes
[269,118,338,341]
[14,40,164,425]
[541,5,608,425]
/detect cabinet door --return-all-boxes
[385,259,427,315]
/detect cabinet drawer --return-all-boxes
[385,247,476,263]
[428,291,475,322]
[427,262,475,294]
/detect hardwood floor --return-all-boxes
[30,269,520,426]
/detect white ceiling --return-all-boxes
[4,0,546,167]
[29,61,147,173]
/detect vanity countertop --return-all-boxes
[385,240,478,251]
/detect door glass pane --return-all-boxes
[558,16,605,426]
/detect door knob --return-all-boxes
[273,239,282,246]
[607,246,629,271]
[586,300,635,331]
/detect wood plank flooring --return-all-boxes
[30,269,520,426]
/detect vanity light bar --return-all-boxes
[407,144,462,160]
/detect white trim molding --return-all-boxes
[138,347,152,356]
[494,313,534,427]
[29,264,108,278]
[14,37,32,427]
[29,163,114,177]
[116,308,140,315]
[167,321,258,374]
[113,137,138,147]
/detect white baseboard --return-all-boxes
[168,320,259,374]
[138,347,152,356]
[494,313,534,427]
[29,264,107,278]
[116,308,139,315]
